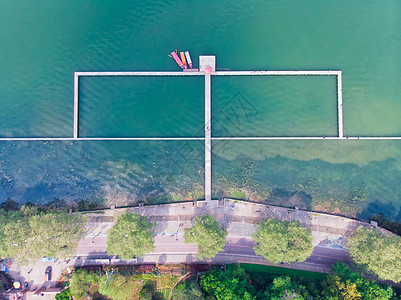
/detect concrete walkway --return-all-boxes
[9,199,378,299]
[126,199,374,247]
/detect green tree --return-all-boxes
[107,212,155,259]
[265,276,309,300]
[357,279,393,300]
[184,214,227,260]
[0,215,30,263]
[0,209,85,265]
[172,278,204,300]
[70,269,98,299]
[200,264,255,300]
[253,219,313,264]
[321,262,394,300]
[321,274,361,300]
[347,226,401,283]
[55,288,72,300]
[98,272,139,300]
[139,281,155,300]
[27,212,85,259]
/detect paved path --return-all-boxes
[70,199,364,277]
[11,199,379,299]
[74,233,348,273]
[75,198,375,262]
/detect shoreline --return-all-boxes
[4,198,399,299]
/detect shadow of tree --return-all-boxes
[185,254,194,264]
[159,253,167,264]
[358,201,401,222]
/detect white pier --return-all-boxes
[214,70,341,76]
[2,137,401,142]
[200,56,216,72]
[337,71,344,138]
[75,71,204,76]
[200,56,214,203]
[5,54,401,204]
[74,73,79,139]
[204,73,212,203]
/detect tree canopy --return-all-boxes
[64,267,180,300]
[347,226,401,283]
[200,264,256,300]
[107,212,155,259]
[199,262,396,300]
[184,214,227,260]
[0,207,85,265]
[63,262,398,300]
[172,278,203,300]
[54,288,72,300]
[320,261,394,300]
[98,272,141,300]
[253,219,313,264]
[265,276,309,300]
[70,269,98,299]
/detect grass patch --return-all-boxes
[237,263,326,280]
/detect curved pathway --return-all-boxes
[11,199,381,299]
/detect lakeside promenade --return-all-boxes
[8,199,383,299]
[81,198,376,250]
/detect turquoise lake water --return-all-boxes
[1,1,401,219]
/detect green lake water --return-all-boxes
[1,1,401,220]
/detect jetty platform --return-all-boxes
[3,55,401,203]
